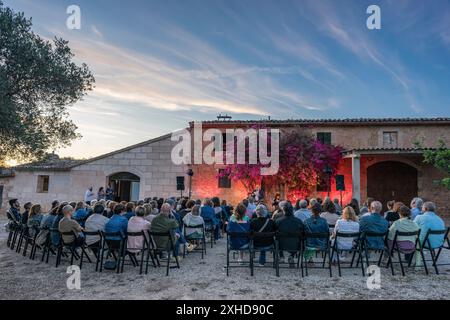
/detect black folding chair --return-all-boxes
[331,232,365,277]
[11,224,23,251]
[80,231,102,271]
[360,231,388,268]
[15,224,29,254]
[421,228,450,274]
[121,231,149,274]
[303,231,332,277]
[100,231,126,273]
[250,232,277,276]
[148,230,180,276]
[386,230,428,276]
[226,232,252,276]
[56,231,88,268]
[183,224,207,259]
[274,232,303,277]
[30,228,54,263]
[22,226,40,258]
[204,219,216,248]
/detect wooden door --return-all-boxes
[367,161,418,211]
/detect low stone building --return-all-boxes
[1,117,449,217]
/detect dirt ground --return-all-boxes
[1,216,449,300]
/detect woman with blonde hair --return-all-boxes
[332,206,360,251]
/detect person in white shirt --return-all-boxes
[84,186,96,205]
[332,206,360,251]
[84,204,109,248]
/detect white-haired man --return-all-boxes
[359,200,388,249]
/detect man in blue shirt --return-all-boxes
[414,201,445,249]
[104,204,128,240]
[359,201,388,249]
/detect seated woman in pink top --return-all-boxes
[127,206,151,253]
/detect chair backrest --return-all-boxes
[126,230,148,250]
[422,228,447,249]
[252,231,276,242]
[102,231,125,240]
[305,231,329,239]
[335,231,360,238]
[148,230,174,250]
[83,230,102,236]
[60,230,79,246]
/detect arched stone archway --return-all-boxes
[367,161,418,210]
[108,172,140,202]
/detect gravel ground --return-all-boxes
[1,217,449,300]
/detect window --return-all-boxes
[383,131,398,148]
[218,169,231,188]
[317,132,331,145]
[37,175,49,193]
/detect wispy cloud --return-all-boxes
[91,25,103,38]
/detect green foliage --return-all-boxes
[0,1,94,163]
[423,139,450,189]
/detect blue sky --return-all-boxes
[4,0,450,159]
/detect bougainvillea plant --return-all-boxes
[217,125,343,200]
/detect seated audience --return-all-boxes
[410,197,424,220]
[359,201,389,249]
[227,203,251,263]
[333,198,342,215]
[21,202,32,225]
[250,204,276,266]
[304,203,329,264]
[387,206,419,255]
[276,202,304,267]
[85,203,110,250]
[294,199,311,223]
[183,204,205,239]
[151,203,182,258]
[272,200,287,221]
[200,199,220,240]
[27,204,43,238]
[104,203,128,241]
[384,200,400,226]
[360,197,374,215]
[127,206,151,253]
[414,201,445,249]
[123,202,136,220]
[320,200,340,229]
[332,206,360,251]
[73,201,88,227]
[58,204,84,245]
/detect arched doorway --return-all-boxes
[367,161,417,210]
[108,172,140,202]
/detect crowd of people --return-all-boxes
[4,192,448,271]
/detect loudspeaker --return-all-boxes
[176,176,185,191]
[335,175,345,191]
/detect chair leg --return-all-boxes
[419,247,429,275]
[166,250,171,276]
[226,248,230,277]
[397,249,405,276]
[429,249,439,274]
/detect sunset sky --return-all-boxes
[4,0,450,160]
